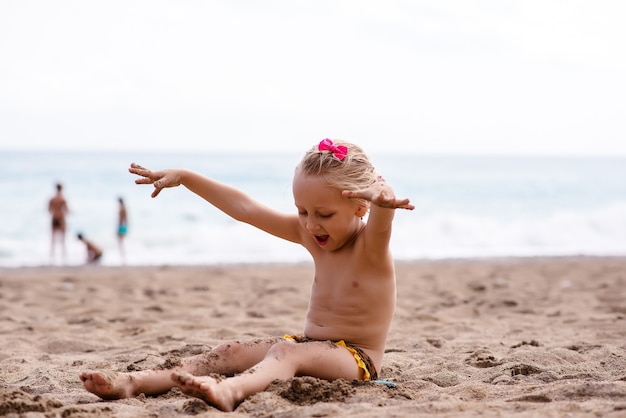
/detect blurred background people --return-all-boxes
[48,182,69,265]
[77,233,103,264]
[117,197,128,264]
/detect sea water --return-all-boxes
[1,150,625,267]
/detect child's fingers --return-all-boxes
[134,177,155,185]
[342,190,360,198]
[397,200,415,210]
[128,163,146,174]
[373,196,414,210]
[389,199,414,210]
[129,162,167,198]
[128,163,157,179]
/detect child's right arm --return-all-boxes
[129,163,303,244]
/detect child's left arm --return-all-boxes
[342,177,414,211]
[343,178,413,259]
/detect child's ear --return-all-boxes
[356,205,368,217]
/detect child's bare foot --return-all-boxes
[172,371,237,412]
[80,371,136,400]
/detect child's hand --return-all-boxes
[343,178,414,210]
[129,163,182,198]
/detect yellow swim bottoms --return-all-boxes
[283,334,378,381]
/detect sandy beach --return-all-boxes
[1,257,625,417]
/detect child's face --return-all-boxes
[293,171,364,251]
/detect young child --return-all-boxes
[80,139,414,411]
[77,233,104,264]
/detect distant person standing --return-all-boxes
[117,197,128,263]
[77,233,103,264]
[48,182,69,264]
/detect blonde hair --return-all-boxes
[295,139,379,206]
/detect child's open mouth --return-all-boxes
[315,235,329,246]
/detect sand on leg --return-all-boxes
[80,337,279,400]
[172,339,361,411]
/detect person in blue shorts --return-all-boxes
[117,197,128,263]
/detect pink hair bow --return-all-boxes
[318,138,348,161]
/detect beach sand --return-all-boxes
[1,257,625,417]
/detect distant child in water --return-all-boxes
[77,233,103,264]
[80,139,414,411]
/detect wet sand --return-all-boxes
[1,257,625,417]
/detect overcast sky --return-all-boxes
[1,0,624,156]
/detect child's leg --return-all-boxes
[172,339,361,412]
[80,337,280,399]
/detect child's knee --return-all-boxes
[266,341,297,360]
